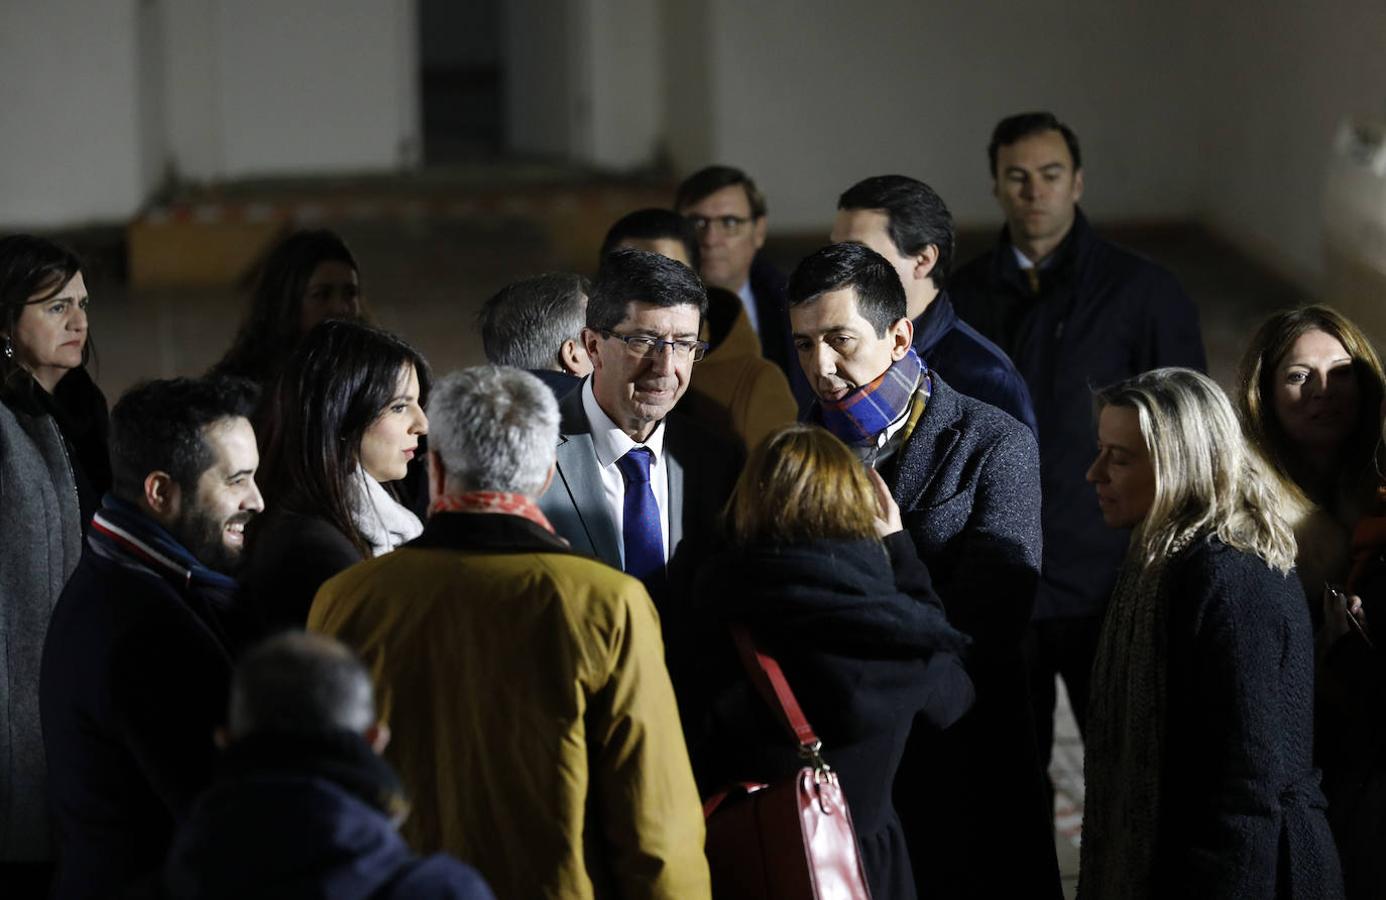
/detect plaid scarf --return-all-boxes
[429,491,556,534]
[818,347,926,447]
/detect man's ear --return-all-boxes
[213,726,230,749]
[913,244,940,284]
[426,450,447,506]
[889,317,915,361]
[365,721,391,755]
[1072,168,1085,204]
[144,471,179,517]
[752,215,768,251]
[539,462,557,499]
[581,327,603,370]
[559,337,591,377]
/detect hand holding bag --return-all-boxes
[702,625,873,899]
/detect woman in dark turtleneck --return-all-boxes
[0,234,111,890]
[689,423,974,900]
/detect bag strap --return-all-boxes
[730,624,819,752]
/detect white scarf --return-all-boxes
[348,468,423,558]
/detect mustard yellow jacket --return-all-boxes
[308,512,710,900]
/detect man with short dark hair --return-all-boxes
[601,209,796,453]
[600,207,701,271]
[675,165,809,404]
[950,111,1206,804]
[163,632,494,899]
[538,248,739,596]
[478,272,592,399]
[787,242,1059,899]
[311,365,711,899]
[832,174,1036,434]
[40,377,264,899]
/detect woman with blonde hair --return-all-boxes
[689,423,973,900]
[1236,305,1386,596]
[1079,367,1341,899]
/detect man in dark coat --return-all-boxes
[787,242,1060,899]
[949,111,1206,801]
[831,174,1036,435]
[40,377,265,900]
[675,164,813,407]
[163,631,494,900]
[478,272,592,401]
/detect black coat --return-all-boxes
[40,534,245,899]
[1157,539,1342,898]
[880,374,1061,899]
[163,731,495,900]
[912,290,1036,436]
[749,253,814,410]
[690,533,974,900]
[1316,540,1386,900]
[950,209,1206,620]
[240,506,364,631]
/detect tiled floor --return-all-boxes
[64,202,1308,900]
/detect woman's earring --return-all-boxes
[2,335,12,360]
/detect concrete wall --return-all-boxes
[1197,0,1386,285]
[0,1,149,226]
[697,0,1202,234]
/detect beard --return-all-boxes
[171,505,255,575]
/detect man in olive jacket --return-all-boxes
[309,365,710,900]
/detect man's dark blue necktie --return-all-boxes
[615,446,663,581]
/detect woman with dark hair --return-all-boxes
[212,228,362,388]
[689,423,973,900]
[0,234,110,886]
[1080,367,1341,899]
[241,319,429,630]
[1236,305,1386,597]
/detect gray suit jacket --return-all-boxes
[539,382,740,577]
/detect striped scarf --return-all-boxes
[818,347,926,447]
[88,494,240,594]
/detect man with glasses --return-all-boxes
[675,165,809,406]
[538,248,740,613]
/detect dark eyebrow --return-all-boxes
[226,468,255,481]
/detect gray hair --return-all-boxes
[477,273,589,371]
[427,366,559,495]
[228,632,375,738]
[1095,367,1297,575]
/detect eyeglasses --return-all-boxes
[601,330,708,361]
[686,214,753,237]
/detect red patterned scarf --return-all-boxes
[429,491,556,534]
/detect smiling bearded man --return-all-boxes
[40,376,265,900]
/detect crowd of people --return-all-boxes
[0,109,1379,899]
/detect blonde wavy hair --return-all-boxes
[728,423,878,546]
[1096,367,1296,574]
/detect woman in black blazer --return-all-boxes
[241,320,430,630]
[689,423,974,900]
[1081,367,1342,899]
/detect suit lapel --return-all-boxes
[664,417,687,552]
[890,377,961,511]
[544,384,623,568]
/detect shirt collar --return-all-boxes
[581,377,667,469]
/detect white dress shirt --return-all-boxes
[581,378,672,563]
[736,280,762,335]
